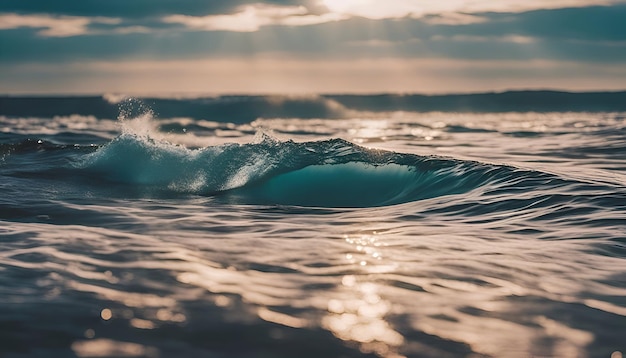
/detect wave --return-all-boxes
[76,133,506,207]
[6,118,621,209]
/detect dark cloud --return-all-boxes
[0,0,318,18]
[447,5,626,42]
[1,5,625,64]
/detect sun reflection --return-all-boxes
[130,318,156,330]
[343,233,398,274]
[71,338,158,358]
[322,232,405,357]
[100,308,112,321]
[155,308,186,323]
[349,119,390,143]
[344,233,384,263]
[323,277,404,357]
[258,307,308,328]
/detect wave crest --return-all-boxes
[79,133,499,207]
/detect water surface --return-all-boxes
[1,95,625,357]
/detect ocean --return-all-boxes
[1,92,625,358]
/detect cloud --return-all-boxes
[0,13,120,37]
[420,13,488,25]
[162,4,346,32]
[320,0,626,19]
[2,1,626,39]
[431,34,536,44]
[1,1,625,97]
[3,0,624,21]
[0,0,315,18]
[2,5,626,65]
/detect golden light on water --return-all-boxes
[33,216,620,357]
[71,338,158,358]
[319,232,405,357]
[323,278,405,357]
[100,308,112,320]
[257,307,308,328]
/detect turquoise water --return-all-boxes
[1,95,625,357]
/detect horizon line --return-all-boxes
[2,88,626,98]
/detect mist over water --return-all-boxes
[1,93,625,358]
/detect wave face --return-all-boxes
[78,133,500,207]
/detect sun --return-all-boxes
[321,0,422,19]
[322,0,373,13]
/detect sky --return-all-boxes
[1,0,626,94]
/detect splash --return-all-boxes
[117,97,161,139]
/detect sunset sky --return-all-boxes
[1,0,626,94]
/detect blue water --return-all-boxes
[1,94,625,358]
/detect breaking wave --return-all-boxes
[76,133,509,207]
